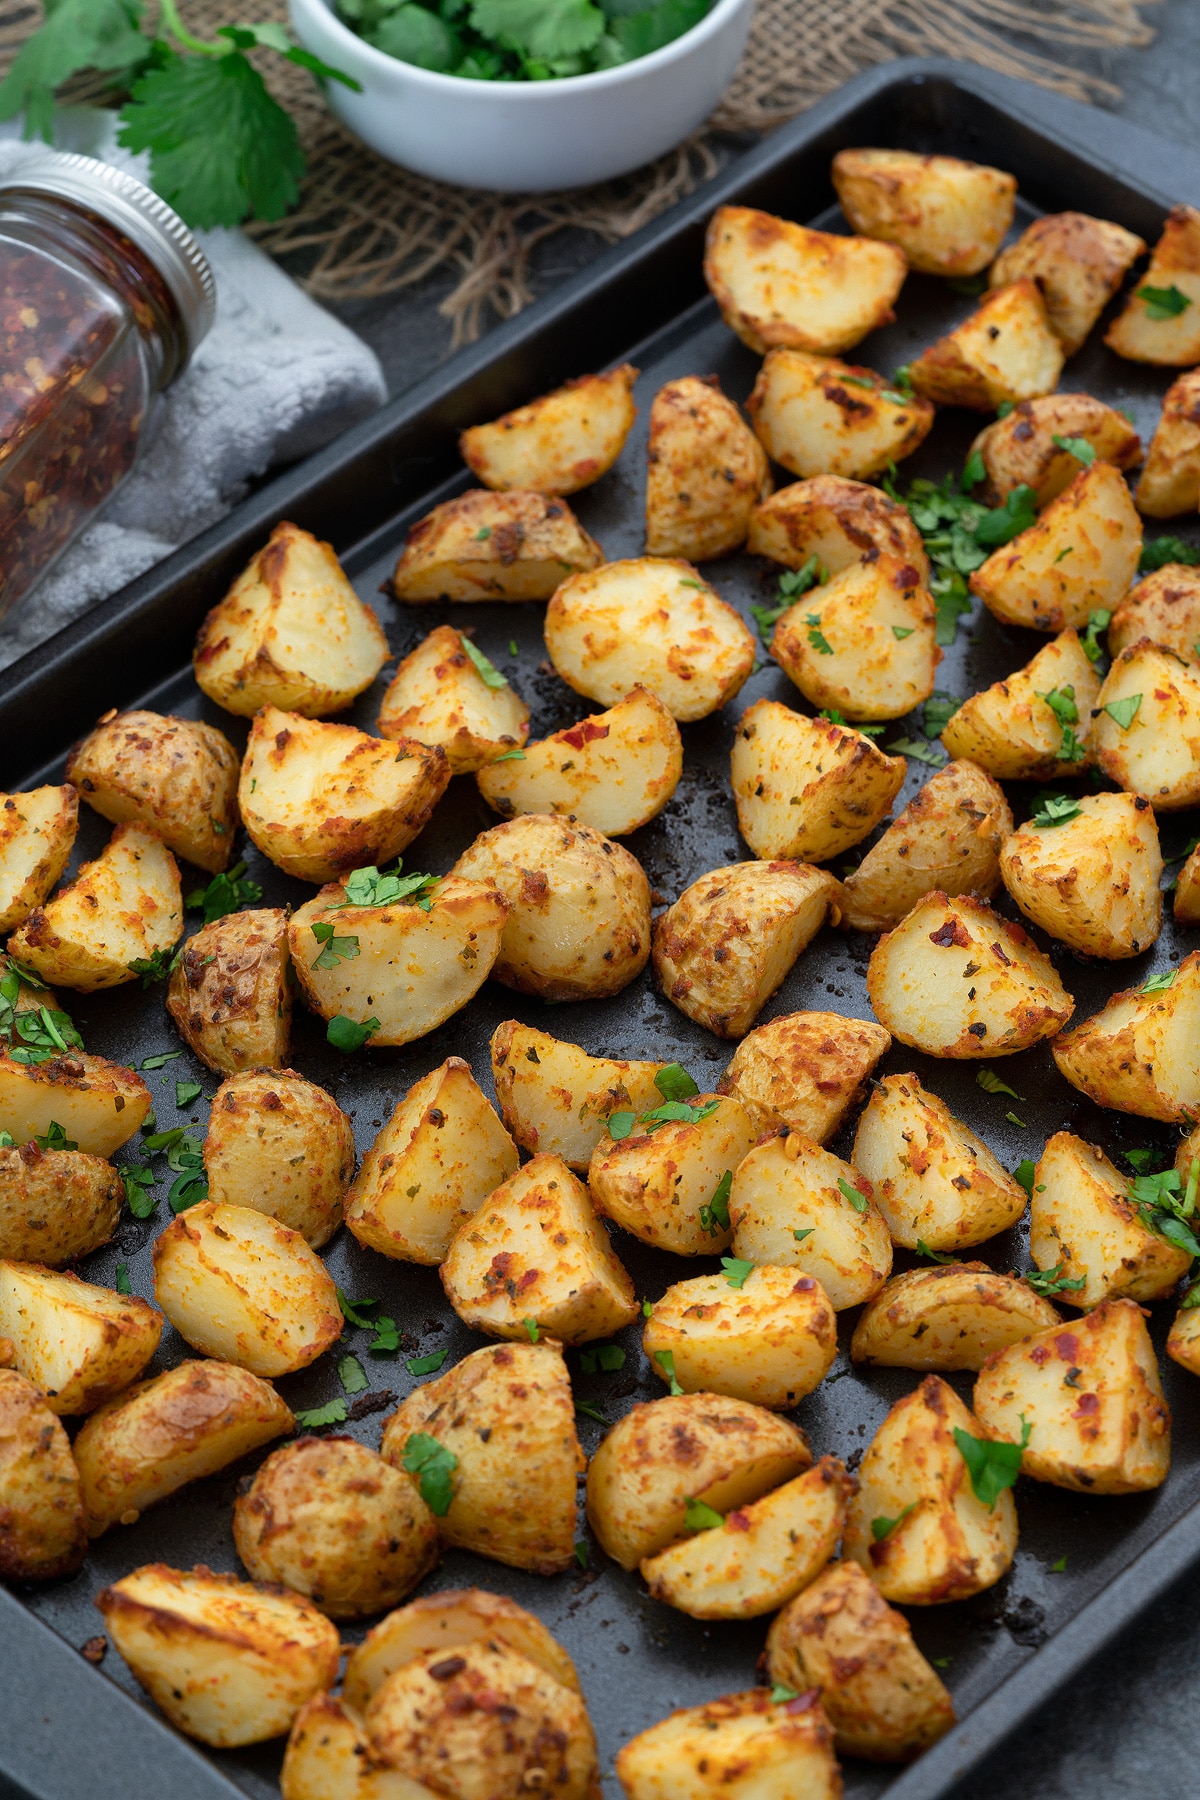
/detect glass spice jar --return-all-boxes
[0,151,214,624]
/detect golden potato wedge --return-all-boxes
[844,1375,1017,1604]
[718,1010,891,1142]
[380,1340,581,1574]
[203,1069,353,1249]
[866,890,1074,1058]
[1176,841,1200,926]
[8,822,181,993]
[833,148,1015,276]
[66,709,239,875]
[842,759,1012,933]
[1105,205,1200,365]
[544,556,755,722]
[0,1368,85,1580]
[731,699,906,862]
[747,473,930,580]
[1092,639,1200,808]
[765,1559,955,1763]
[940,627,1101,780]
[490,1021,665,1172]
[460,364,637,495]
[771,552,939,722]
[152,1200,342,1378]
[0,1262,162,1415]
[450,814,650,1002]
[476,685,682,836]
[0,1141,123,1265]
[704,205,907,355]
[376,625,529,773]
[1109,564,1200,661]
[1000,791,1162,959]
[586,1392,811,1571]
[852,1072,1028,1252]
[441,1152,638,1343]
[652,860,841,1039]
[1053,951,1200,1121]
[975,1297,1170,1493]
[746,349,935,480]
[644,375,771,560]
[167,907,292,1074]
[729,1133,893,1310]
[909,279,1064,411]
[345,1056,517,1264]
[970,393,1142,508]
[970,461,1142,633]
[0,1047,150,1156]
[282,1692,434,1800]
[1167,1291,1200,1379]
[233,1436,438,1619]
[96,1564,340,1747]
[1029,1131,1192,1303]
[0,785,77,933]
[641,1455,851,1620]
[289,875,507,1047]
[989,212,1146,355]
[1136,370,1200,516]
[588,1093,758,1255]
[851,1265,1061,1371]
[616,1686,839,1800]
[194,519,389,719]
[389,489,603,602]
[644,1266,837,1408]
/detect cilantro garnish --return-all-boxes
[402,1432,457,1514]
[120,1162,157,1218]
[0,1130,16,1149]
[977,1068,1021,1101]
[1142,970,1177,993]
[750,557,824,643]
[893,625,915,640]
[871,1502,916,1541]
[166,1134,207,1211]
[721,1256,754,1289]
[885,462,1037,646]
[327,1014,380,1053]
[524,1316,540,1343]
[654,1349,684,1395]
[953,1416,1031,1507]
[1139,537,1200,572]
[684,1496,724,1531]
[175,1080,203,1109]
[1030,792,1081,829]
[368,1316,401,1355]
[186,862,262,924]
[295,1397,350,1431]
[805,614,834,656]
[336,1288,379,1328]
[35,1120,77,1152]
[1138,283,1193,320]
[922,692,961,738]
[1103,693,1142,732]
[576,1399,607,1423]
[340,862,439,910]
[141,1051,182,1071]
[916,1239,955,1263]
[654,1063,699,1102]
[338,1354,369,1394]
[0,973,84,1064]
[491,748,526,762]
[461,637,507,690]
[770,1683,799,1703]
[1128,1163,1200,1257]
[837,1177,870,1214]
[793,1227,815,1243]
[128,944,182,987]
[574,1539,589,1569]
[1051,434,1096,467]
[310,921,360,969]
[886,737,947,766]
[407,1348,450,1376]
[1081,608,1112,666]
[820,708,884,737]
[114,1264,133,1296]
[1024,1262,1086,1296]
[700,1170,732,1236]
[1036,684,1085,762]
[1014,1159,1039,1196]
[579,1344,626,1373]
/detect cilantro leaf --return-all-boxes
[1051,434,1096,467]
[922,692,960,738]
[368,1315,401,1355]
[0,0,151,141]
[114,1264,133,1296]
[654,1349,684,1395]
[310,921,360,969]
[684,1495,724,1531]
[1140,537,1200,572]
[973,484,1037,547]
[128,945,182,987]
[892,625,915,640]
[721,1256,755,1289]
[916,1239,955,1263]
[470,0,605,60]
[1103,693,1142,731]
[871,1502,916,1541]
[460,636,508,689]
[35,1120,77,1152]
[793,1226,814,1242]
[934,581,974,647]
[820,708,883,737]
[1081,608,1112,666]
[837,1177,870,1213]
[5,1000,84,1065]
[120,1163,157,1218]
[654,1063,699,1102]
[339,1354,369,1394]
[576,1398,607,1423]
[1024,1262,1086,1296]
[1143,970,1177,993]
[402,1432,457,1514]
[340,863,439,910]
[638,1099,720,1133]
[579,1344,626,1373]
[186,863,263,924]
[977,1068,1022,1101]
[407,1348,450,1376]
[327,1015,380,1053]
[610,0,708,56]
[336,1288,379,1328]
[523,1316,540,1342]
[295,1397,350,1430]
[491,747,526,763]
[750,557,824,642]
[175,1080,203,1109]
[699,1169,732,1236]
[1030,791,1081,829]
[805,614,834,655]
[886,737,947,766]
[954,1416,1031,1507]
[1138,283,1192,320]
[574,1538,589,1569]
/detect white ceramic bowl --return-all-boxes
[289,0,754,191]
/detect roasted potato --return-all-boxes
[974,1297,1170,1493]
[450,814,650,1002]
[441,1152,638,1343]
[586,1392,811,1571]
[652,860,841,1039]
[0,785,78,933]
[1176,840,1200,926]
[616,1686,840,1800]
[376,624,530,773]
[0,1140,123,1265]
[969,393,1142,507]
[153,1200,342,1377]
[74,1359,293,1536]
[1092,640,1200,808]
[843,1375,1018,1604]
[203,1069,354,1249]
[1109,564,1200,661]
[280,1693,414,1800]
[1029,1131,1192,1302]
[771,552,939,721]
[1105,204,1200,365]
[746,349,935,479]
[476,685,682,836]
[233,1436,439,1619]
[853,1072,1028,1252]
[851,1265,1061,1371]
[729,1133,893,1310]
[718,1010,891,1142]
[167,907,292,1074]
[704,205,907,355]
[641,1456,851,1620]
[832,148,1015,276]
[345,1056,517,1264]
[380,1340,582,1574]
[193,519,389,719]
[460,364,638,495]
[731,700,906,862]
[588,1093,758,1255]
[490,1020,665,1172]
[841,759,1012,933]
[389,489,603,602]
[747,473,930,580]
[289,875,507,1047]
[989,212,1147,355]
[644,1266,837,1408]
[1167,1292,1200,1379]
[66,708,240,875]
[1136,370,1200,515]
[866,891,1074,1058]
[544,557,755,722]
[1000,791,1162,959]
[644,374,771,560]
[939,627,1101,780]
[765,1559,955,1762]
[908,279,1064,411]
[0,1368,85,1580]
[970,461,1143,632]
[0,1046,150,1156]
[8,821,181,992]
[1053,951,1200,1121]
[96,1564,340,1747]
[0,1262,162,1414]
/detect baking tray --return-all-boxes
[5,56,1200,1800]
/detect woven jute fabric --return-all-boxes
[0,0,1157,342]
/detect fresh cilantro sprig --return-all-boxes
[1140,537,1200,572]
[460,637,508,689]
[721,1256,754,1289]
[1024,1262,1086,1297]
[128,944,183,987]
[327,1015,380,1053]
[1081,608,1112,667]
[310,921,360,969]
[402,1432,457,1515]
[1128,1162,1200,1258]
[954,1416,1031,1507]
[142,1126,208,1211]
[1037,685,1085,763]
[186,862,263,924]
[0,970,84,1064]
[340,862,439,911]
[977,1068,1022,1101]
[1030,792,1082,829]
[751,558,825,644]
[654,1349,684,1395]
[887,737,947,766]
[1138,283,1192,320]
[36,1120,77,1151]
[295,1397,350,1430]
[605,1071,719,1142]
[699,1170,732,1236]
[883,458,1037,647]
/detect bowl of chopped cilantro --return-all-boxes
[289,0,754,189]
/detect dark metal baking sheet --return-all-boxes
[4,57,1200,1800]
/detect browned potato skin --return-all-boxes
[747,474,930,581]
[1137,370,1200,516]
[204,1068,354,1248]
[0,1048,151,1157]
[167,908,292,1075]
[832,148,1015,276]
[841,759,1012,933]
[280,1692,411,1800]
[851,1265,1061,1372]
[770,553,940,724]
[389,489,603,602]
[588,1094,757,1256]
[644,375,771,561]
[746,350,935,481]
[718,1010,891,1142]
[490,1021,664,1172]
[1109,565,1200,663]
[970,394,1142,508]
[1106,205,1200,366]
[376,624,530,774]
[729,1133,893,1311]
[766,1560,955,1762]
[615,1685,840,1800]
[0,785,78,933]
[1052,952,1200,1122]
[460,365,638,495]
[989,213,1147,355]
[0,1263,163,1415]
[67,709,240,875]
[0,1369,86,1580]
[1091,639,1200,810]
[0,1141,123,1265]
[940,628,1102,780]
[233,1436,439,1619]
[1030,1131,1191,1305]
[643,1268,837,1409]
[999,791,1162,960]
[909,279,1064,411]
[731,699,907,864]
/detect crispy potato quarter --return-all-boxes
[204,1068,355,1248]
[490,1021,664,1171]
[970,393,1142,507]
[460,364,638,495]
[8,822,181,993]
[1168,1292,1200,1379]
[1052,951,1200,1120]
[729,1133,893,1310]
[167,907,293,1074]
[990,212,1146,355]
[0,1141,123,1265]
[970,461,1143,633]
[1105,204,1200,365]
[643,1267,838,1408]
[390,489,603,601]
[588,1093,758,1255]
[1176,840,1200,925]
[281,1692,433,1800]
[832,148,1015,276]
[1136,370,1200,516]
[746,349,935,480]
[67,709,239,874]
[1029,1131,1192,1304]
[940,628,1101,780]
[842,759,1012,932]
[0,1368,86,1580]
[376,624,530,772]
[731,699,906,862]
[771,553,940,722]
[718,1010,891,1142]
[1109,564,1200,661]
[1092,639,1200,808]
[616,1686,840,1800]
[644,375,771,560]
[851,1265,1060,1371]
[999,791,1162,959]
[747,473,930,580]
[0,785,78,933]
[0,1263,162,1414]
[908,279,1064,411]
[0,1047,151,1156]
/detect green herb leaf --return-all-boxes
[141,1051,182,1071]
[523,1316,540,1342]
[341,863,439,910]
[916,1239,956,1263]
[933,1656,953,1669]
[579,1345,626,1373]
[327,1014,380,1053]
[977,1068,1022,1101]
[922,692,961,738]
[128,945,182,987]
[1138,283,1193,320]
[750,557,824,642]
[461,636,508,689]
[185,863,263,924]
[310,921,361,969]
[1123,1147,1160,1174]
[401,1431,457,1514]
[720,1256,755,1289]
[820,708,884,737]
[114,1263,133,1296]
[1024,1262,1086,1296]
[35,1120,77,1152]
[699,1170,732,1236]
[642,1297,654,1318]
[962,448,986,488]
[0,0,152,142]
[121,1163,157,1218]
[605,1110,636,1141]
[684,1496,725,1531]
[1142,970,1177,993]
[892,365,914,394]
[638,1099,720,1133]
[1030,791,1082,829]
[953,1416,1031,1507]
[491,748,526,762]
[1007,1112,1027,1129]
[974,485,1037,548]
[339,1354,369,1394]
[175,1080,203,1109]
[837,1177,870,1213]
[769,1683,799,1703]
[654,1062,699,1102]
[165,1132,208,1212]
[1051,1555,1068,1572]
[654,1349,684,1396]
[368,1316,401,1355]
[575,1398,607,1423]
[407,1348,450,1376]
[0,1130,15,1149]
[574,1538,589,1569]
[892,625,915,640]
[1081,608,1112,666]
[886,737,947,766]
[871,1502,917,1541]
[948,273,988,296]
[1104,693,1142,731]
[793,1226,814,1242]
[805,614,834,655]
[4,1001,85,1064]
[470,0,606,61]
[1051,434,1096,467]
[295,1398,350,1430]
[1013,1160,1037,1196]
[337,1288,379,1328]
[1139,536,1200,572]
[934,585,974,647]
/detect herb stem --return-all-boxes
[157,0,231,55]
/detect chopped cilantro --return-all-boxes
[1051,434,1096,466]
[579,1344,626,1373]
[750,556,824,643]
[128,945,182,987]
[338,1354,369,1394]
[837,1177,870,1213]
[977,1068,1022,1101]
[654,1062,699,1102]
[491,748,526,762]
[654,1349,684,1395]
[574,1539,589,1569]
[1140,536,1200,572]
[575,1399,607,1423]
[1081,608,1112,665]
[720,1256,755,1289]
[327,1014,380,1053]
[1025,1263,1086,1296]
[295,1398,350,1430]
[141,1051,182,1070]
[175,1080,203,1109]
[368,1316,401,1355]
[310,921,360,969]
[35,1120,77,1152]
[1138,283,1193,319]
[805,614,834,655]
[461,636,508,689]
[120,1163,157,1218]
[406,1348,450,1376]
[185,862,262,923]
[954,1415,1031,1506]
[340,862,438,910]
[769,1683,799,1703]
[916,1239,955,1263]
[892,625,915,640]
[922,692,960,738]
[793,1226,815,1243]
[700,1170,733,1236]
[1104,693,1142,731]
[871,1502,916,1541]
[1030,792,1081,829]
[886,737,947,766]
[1142,970,1177,993]
[524,1316,540,1342]
[336,1288,379,1328]
[684,1496,725,1531]
[401,1432,457,1514]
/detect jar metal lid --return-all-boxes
[0,150,216,364]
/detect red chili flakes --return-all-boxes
[559,720,610,750]
[1054,1333,1081,1362]
[930,918,970,948]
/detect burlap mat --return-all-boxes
[0,0,1157,342]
